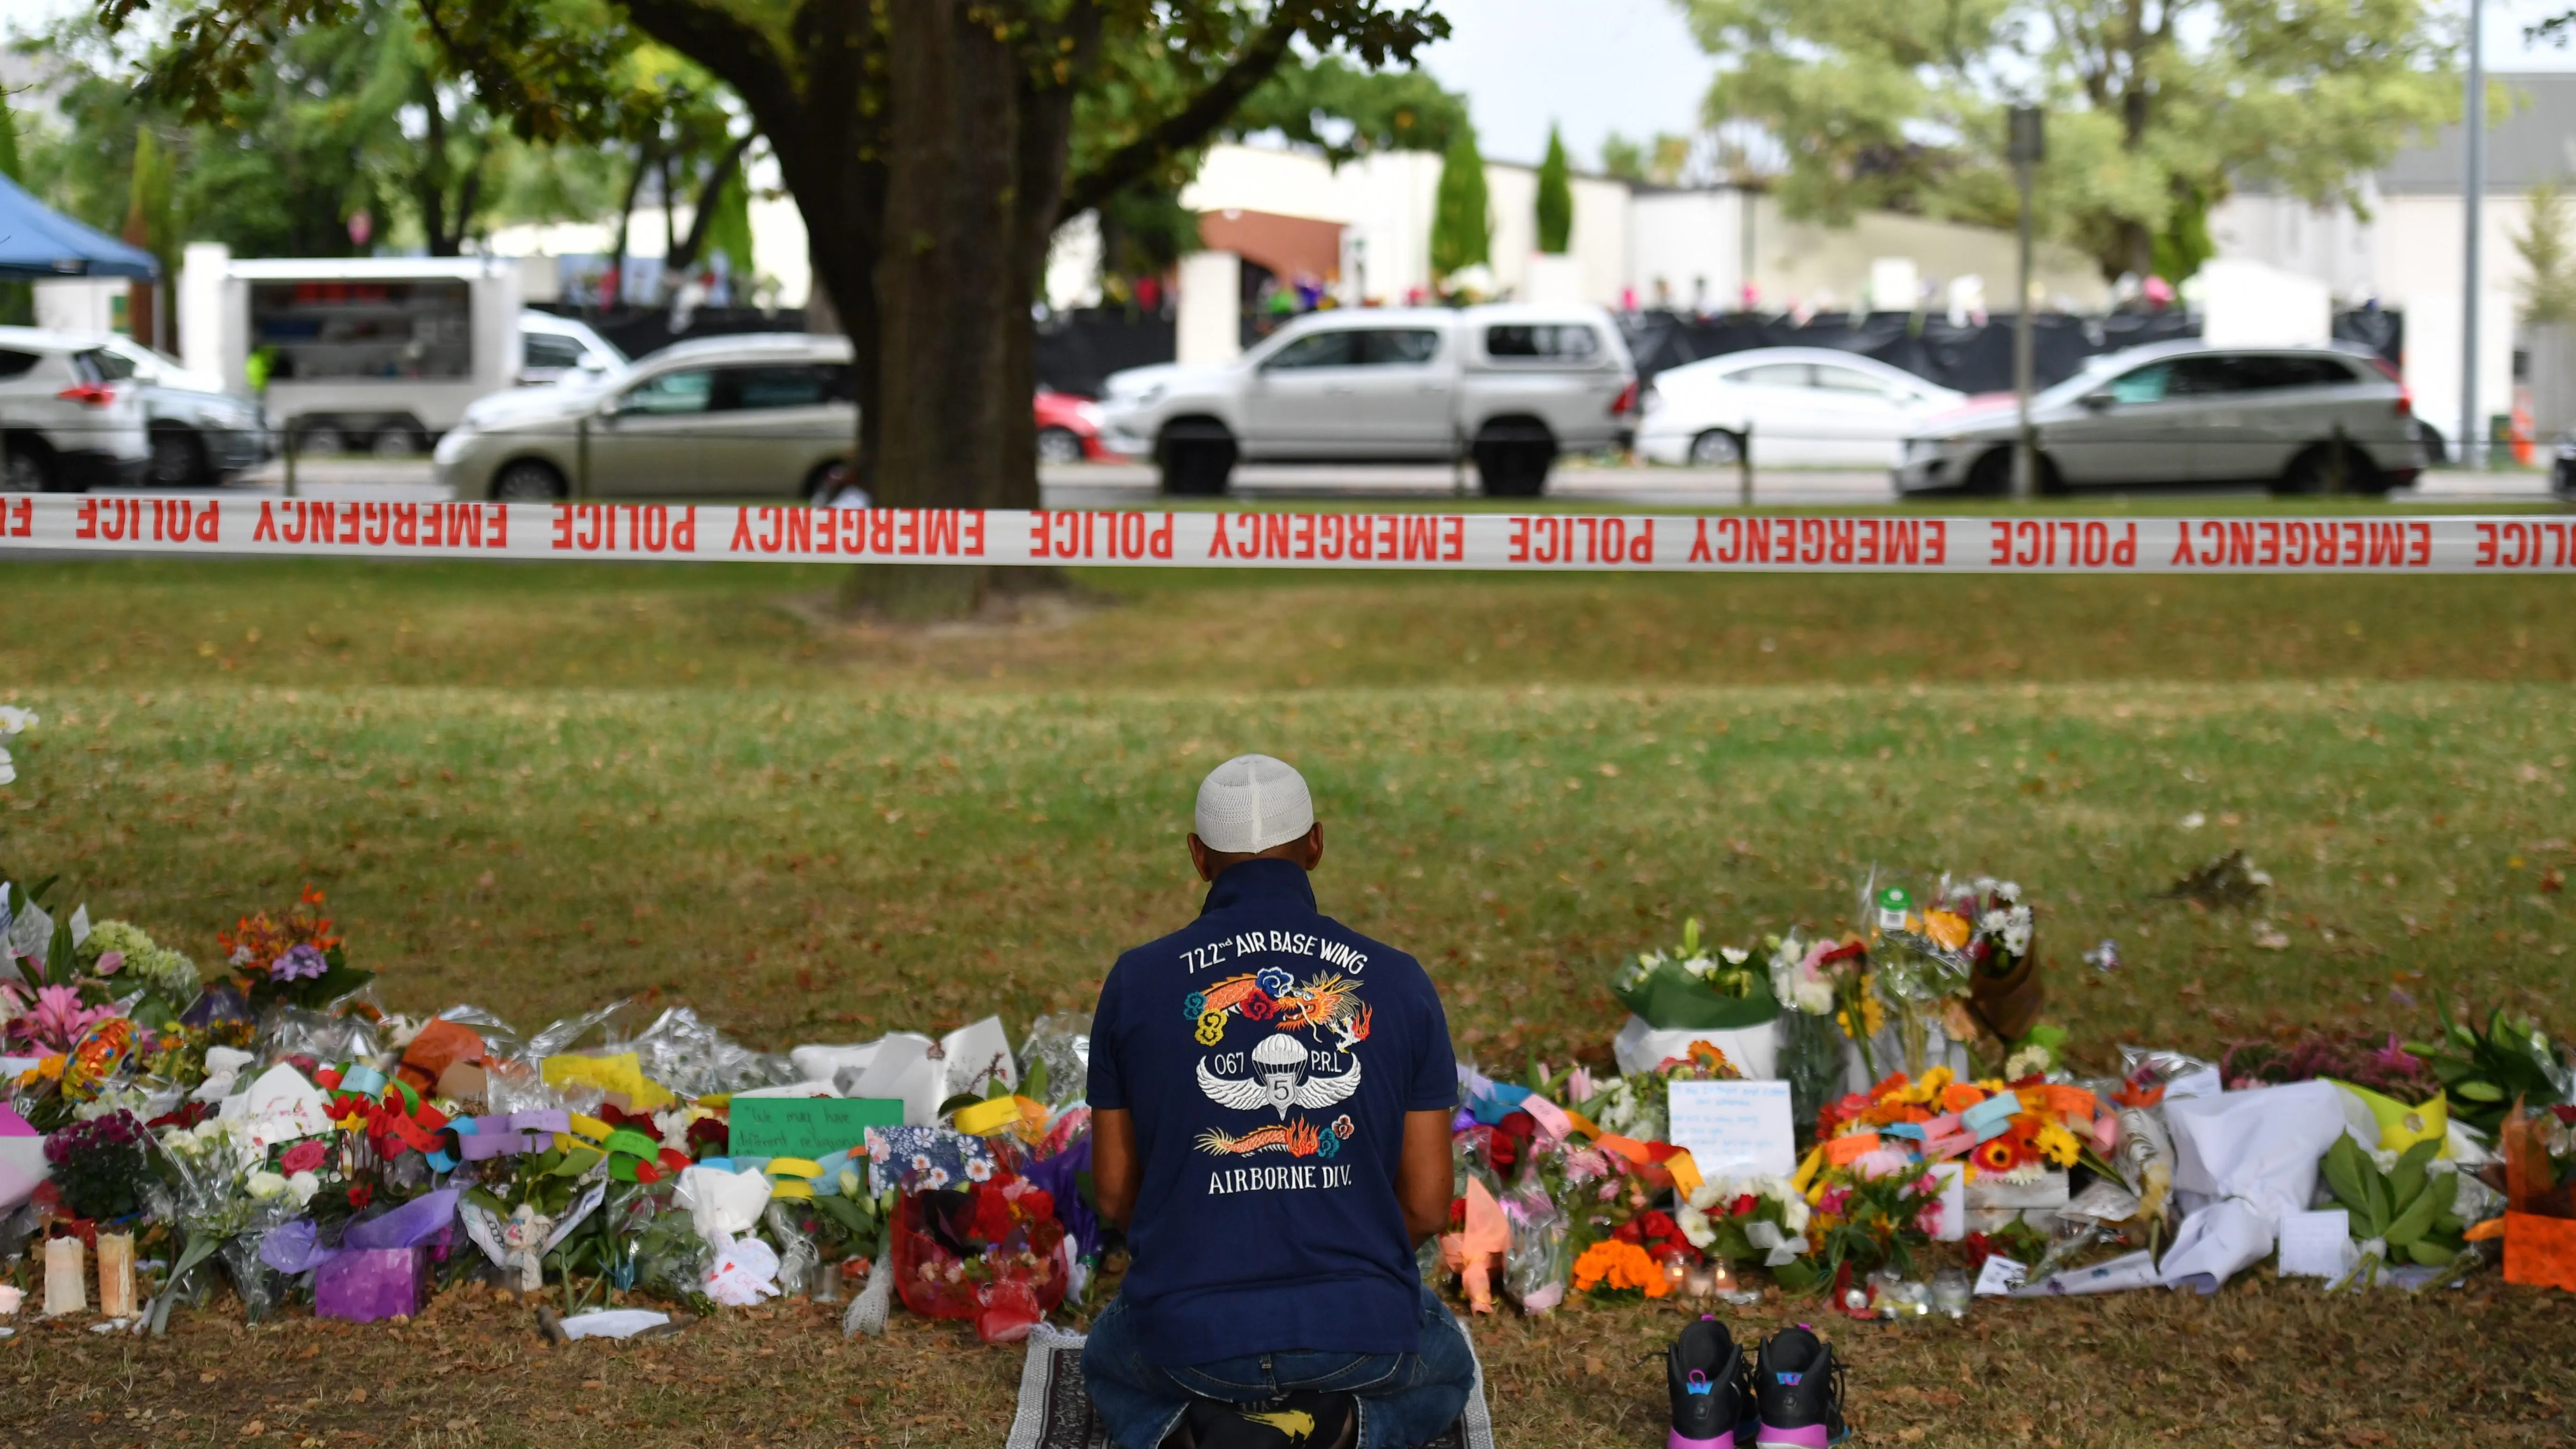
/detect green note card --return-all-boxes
[728,1096,905,1160]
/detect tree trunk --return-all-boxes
[845,0,1031,617]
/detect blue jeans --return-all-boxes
[1081,1282,1477,1449]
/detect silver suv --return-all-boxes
[435,333,853,501]
[0,327,150,493]
[1097,304,1638,496]
[1897,341,2426,495]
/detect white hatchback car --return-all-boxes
[0,326,151,492]
[1634,347,1965,468]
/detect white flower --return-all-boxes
[1793,978,1835,1015]
[287,1170,321,1206]
[1980,910,2010,935]
[837,1168,864,1198]
[1781,1195,1811,1235]
[965,1157,994,1183]
[247,1170,292,1201]
[0,749,14,786]
[1674,1198,1717,1250]
[0,706,35,736]
[2369,1147,2400,1173]
[1681,955,1715,979]
[1996,881,2021,903]
[1719,947,1749,966]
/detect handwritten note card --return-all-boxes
[1666,1080,1796,1179]
[727,1096,904,1161]
[2276,1208,2356,1279]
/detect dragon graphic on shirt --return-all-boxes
[1185,967,1370,1158]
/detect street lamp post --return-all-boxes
[2008,105,2045,500]
[2460,0,2486,471]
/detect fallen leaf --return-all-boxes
[241,1421,265,1438]
[1899,1429,1926,1443]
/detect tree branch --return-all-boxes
[669,130,759,274]
[618,0,801,128]
[1058,1,1315,223]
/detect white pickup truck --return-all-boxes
[1096,303,1638,496]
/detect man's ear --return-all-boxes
[1298,822,1325,872]
[1188,832,1215,883]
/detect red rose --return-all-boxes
[1612,1220,1643,1245]
[1022,1189,1055,1222]
[1730,1194,1758,1218]
[1489,1134,1519,1168]
[1449,1197,1467,1227]
[971,1184,1018,1245]
[1497,1110,1538,1140]
[1639,1211,1679,1240]
[280,1141,328,1176]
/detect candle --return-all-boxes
[97,1234,137,1319]
[44,1237,87,1317]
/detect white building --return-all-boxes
[1090,140,2106,321]
[2209,71,2576,450]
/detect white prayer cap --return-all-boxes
[1193,754,1315,854]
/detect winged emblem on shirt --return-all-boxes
[1199,1032,1362,1118]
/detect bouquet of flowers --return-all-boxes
[151,1116,311,1324]
[1921,875,2045,1046]
[2409,1003,2575,1137]
[1767,931,1860,1138]
[1862,883,1972,1078]
[43,1109,155,1222]
[218,886,373,1015]
[1570,1237,1672,1299]
[884,1135,1070,1342]
[75,920,205,1028]
[1609,917,1780,1033]
[1677,1174,1819,1290]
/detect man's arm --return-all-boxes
[1092,1107,1139,1230]
[1396,1108,1453,1246]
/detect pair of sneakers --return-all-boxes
[1665,1316,1849,1449]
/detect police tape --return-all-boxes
[4,494,2574,573]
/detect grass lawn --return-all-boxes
[3,551,2574,1447]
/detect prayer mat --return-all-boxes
[1006,1322,1496,1449]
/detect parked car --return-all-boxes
[92,334,273,487]
[1097,304,1637,496]
[2555,428,2576,497]
[434,333,854,501]
[0,326,150,492]
[1895,342,2425,495]
[1034,389,1119,463]
[519,312,629,386]
[1634,347,1965,468]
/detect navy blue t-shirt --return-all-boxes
[1088,857,1457,1367]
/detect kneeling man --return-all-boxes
[1083,755,1473,1449]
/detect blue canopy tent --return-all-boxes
[0,169,159,280]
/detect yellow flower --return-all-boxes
[2034,1121,2082,1167]
[1924,909,1972,951]
[1862,994,1886,1037]
[1891,1066,1954,1106]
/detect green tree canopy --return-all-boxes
[1535,124,1571,254]
[1675,0,2458,280]
[1430,124,1489,279]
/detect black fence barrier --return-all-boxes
[536,301,2406,403]
[1619,308,2405,394]
[1035,309,1177,398]
[528,304,811,363]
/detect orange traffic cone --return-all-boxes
[2511,388,2536,467]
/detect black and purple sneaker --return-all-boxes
[1666,1314,1757,1448]
[1753,1325,1849,1449]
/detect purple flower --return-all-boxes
[270,942,328,982]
